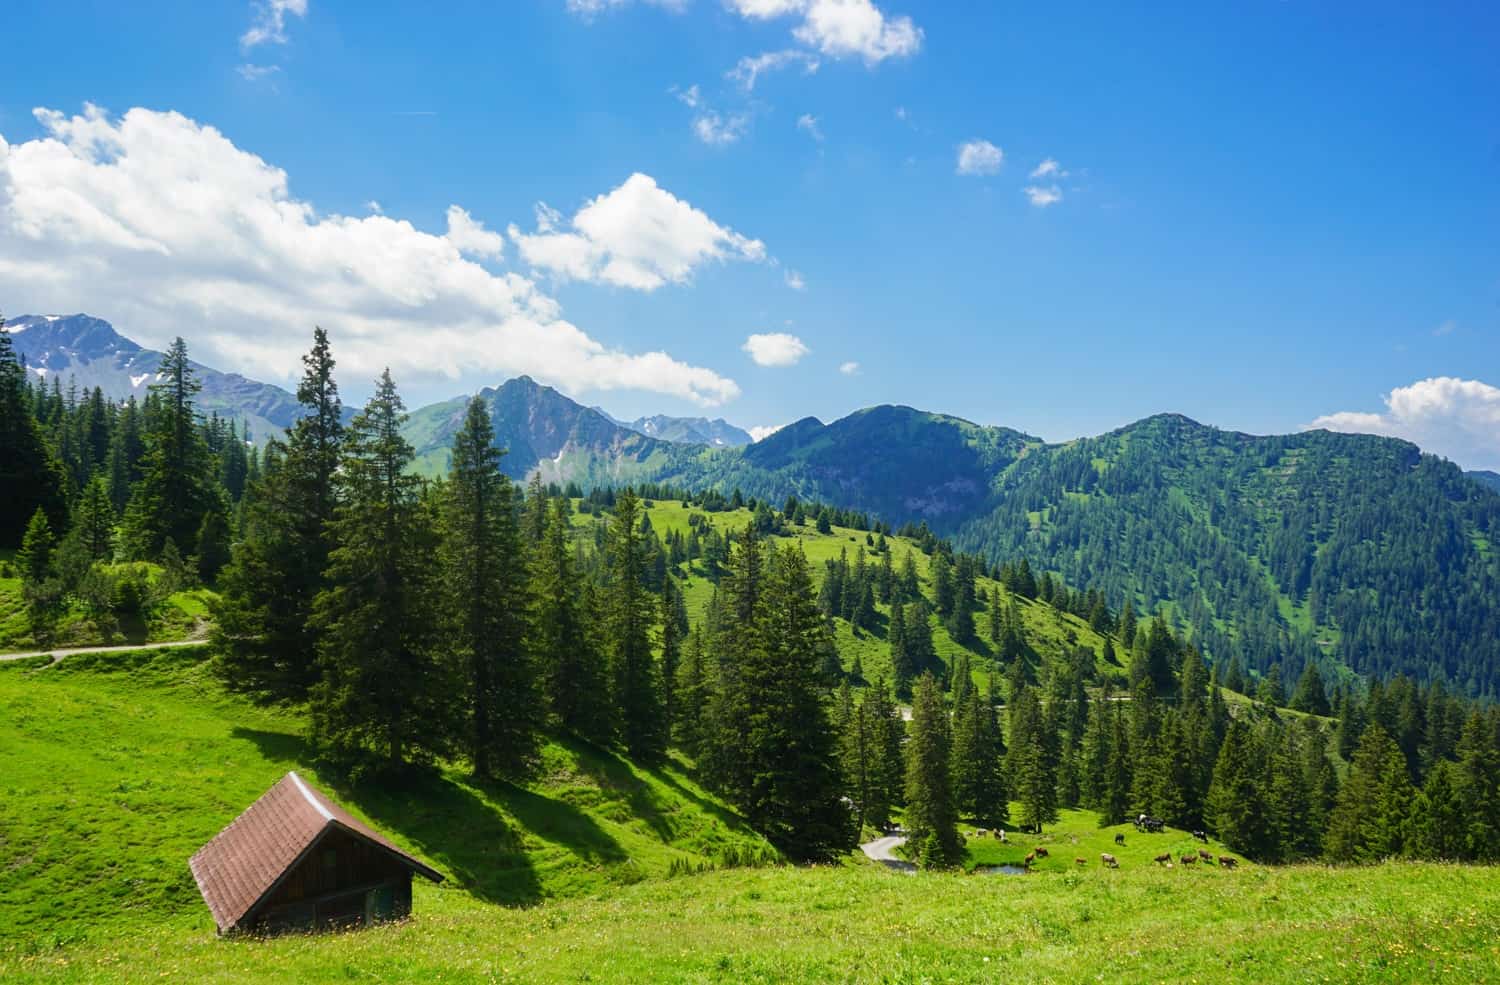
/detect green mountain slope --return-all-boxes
[950,415,1500,696]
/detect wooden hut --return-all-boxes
[189,771,443,935]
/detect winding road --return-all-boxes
[861,835,916,873]
[0,638,208,664]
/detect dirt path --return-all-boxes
[0,638,208,664]
[861,835,916,873]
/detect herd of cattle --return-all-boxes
[968,814,1239,871]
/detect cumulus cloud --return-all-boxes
[0,104,741,406]
[671,83,701,108]
[956,139,1002,176]
[241,0,307,49]
[509,172,765,291]
[1024,184,1063,207]
[236,63,281,82]
[743,332,809,367]
[693,110,750,146]
[727,49,820,91]
[1309,377,1500,470]
[1030,157,1072,179]
[796,113,824,141]
[726,0,921,64]
[784,269,806,290]
[748,423,785,441]
[839,360,860,375]
[444,206,505,258]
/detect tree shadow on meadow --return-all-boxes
[227,726,628,907]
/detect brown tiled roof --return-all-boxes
[189,771,443,932]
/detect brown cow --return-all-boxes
[1024,852,1037,867]
[1198,849,1214,862]
[1152,852,1172,864]
[1219,856,1238,869]
[1180,854,1197,865]
[1101,852,1119,868]
[1075,857,1087,866]
[1034,847,1050,859]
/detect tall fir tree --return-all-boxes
[606,491,667,761]
[215,328,345,701]
[904,673,962,867]
[441,396,539,778]
[532,498,613,744]
[1324,724,1412,861]
[310,370,450,773]
[0,317,67,546]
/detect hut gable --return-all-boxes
[189,771,442,934]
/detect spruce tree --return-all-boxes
[607,491,667,761]
[1290,662,1332,716]
[736,542,853,860]
[72,476,115,561]
[120,338,219,559]
[1206,718,1268,857]
[904,673,962,867]
[1405,760,1467,860]
[673,624,709,758]
[17,507,55,584]
[215,328,345,701]
[1006,679,1059,833]
[1324,724,1412,862]
[533,498,613,743]
[0,318,67,546]
[868,675,906,822]
[441,396,539,778]
[310,370,450,773]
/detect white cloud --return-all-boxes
[784,269,806,290]
[672,84,701,108]
[365,200,383,214]
[796,113,824,141]
[956,139,1002,176]
[566,0,687,18]
[839,360,860,375]
[693,110,750,146]
[0,104,740,406]
[1024,184,1063,207]
[743,332,809,367]
[509,172,766,291]
[726,0,921,64]
[1432,320,1455,337]
[894,105,908,121]
[748,423,785,441]
[444,205,505,258]
[236,63,281,82]
[727,49,820,91]
[1030,157,1069,179]
[241,0,307,49]
[1309,377,1500,470]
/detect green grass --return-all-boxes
[0,648,773,952]
[4,858,1497,983]
[4,643,1499,983]
[957,806,1243,873]
[0,562,214,653]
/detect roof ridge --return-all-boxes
[288,770,334,822]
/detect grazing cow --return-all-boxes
[1198,849,1214,862]
[1101,853,1119,868]
[1193,830,1209,843]
[1075,857,1087,866]
[998,830,1007,843]
[1024,852,1037,867]
[1219,856,1238,870]
[1180,854,1197,865]
[976,829,988,838]
[1114,833,1126,846]
[1034,847,1050,859]
[1153,852,1172,865]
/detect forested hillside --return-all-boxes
[951,415,1500,698]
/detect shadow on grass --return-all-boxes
[231,727,587,907]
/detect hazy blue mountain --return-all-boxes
[1469,470,1500,493]
[5,314,304,442]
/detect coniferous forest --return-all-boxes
[5,319,1499,870]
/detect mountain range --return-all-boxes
[7,314,1499,695]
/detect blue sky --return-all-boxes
[1,1,1497,467]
